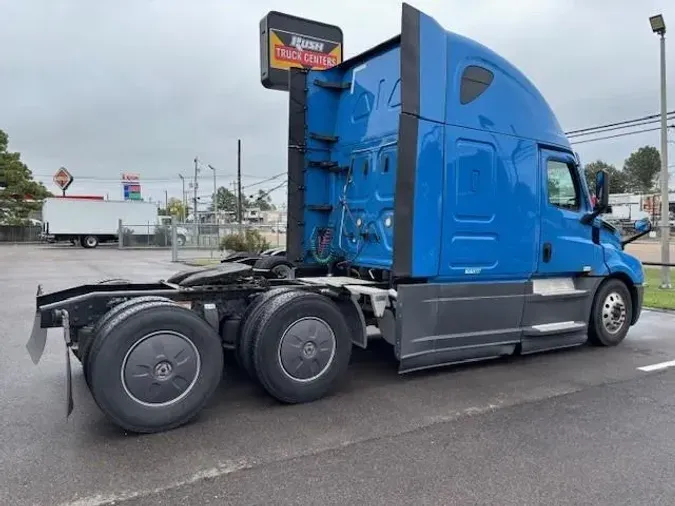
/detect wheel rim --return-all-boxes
[278,317,336,382]
[86,237,96,247]
[121,331,201,406]
[602,292,627,334]
[272,264,293,279]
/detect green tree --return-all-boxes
[166,197,185,218]
[0,129,51,225]
[623,146,661,193]
[212,186,249,215]
[583,160,628,194]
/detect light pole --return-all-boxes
[208,164,217,223]
[650,14,670,288]
[178,174,186,222]
[193,157,200,243]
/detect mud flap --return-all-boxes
[61,310,74,417]
[26,312,48,365]
[26,307,74,416]
[65,337,73,417]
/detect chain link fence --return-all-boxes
[161,220,286,264]
[117,222,173,248]
[0,225,42,243]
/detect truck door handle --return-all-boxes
[543,243,552,263]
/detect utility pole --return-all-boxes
[208,164,217,222]
[178,174,186,222]
[237,139,243,224]
[650,14,670,288]
[193,157,200,242]
[164,190,168,212]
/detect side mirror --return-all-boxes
[621,216,654,247]
[634,217,651,233]
[594,169,610,212]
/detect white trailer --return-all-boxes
[42,198,160,248]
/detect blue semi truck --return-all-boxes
[27,3,651,433]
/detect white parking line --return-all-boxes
[637,359,675,372]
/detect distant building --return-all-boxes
[261,210,287,225]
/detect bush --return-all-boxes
[220,228,271,253]
[153,226,171,247]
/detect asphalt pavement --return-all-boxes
[1,245,675,506]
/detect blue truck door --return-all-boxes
[537,148,605,276]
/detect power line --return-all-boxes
[31,173,271,183]
[249,180,288,203]
[569,124,674,145]
[567,114,675,139]
[565,110,675,136]
[241,172,285,190]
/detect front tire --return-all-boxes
[87,302,224,434]
[588,278,633,347]
[251,291,352,404]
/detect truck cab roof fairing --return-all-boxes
[285,3,573,273]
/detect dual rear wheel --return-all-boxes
[237,289,352,403]
[82,289,352,433]
[87,301,223,433]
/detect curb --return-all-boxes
[643,306,675,314]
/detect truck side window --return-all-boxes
[547,160,579,210]
[460,65,494,105]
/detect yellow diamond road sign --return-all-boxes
[53,168,74,191]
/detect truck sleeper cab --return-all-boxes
[287,3,646,371]
[26,3,647,434]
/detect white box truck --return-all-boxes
[41,198,163,248]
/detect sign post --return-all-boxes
[52,167,74,196]
[260,11,343,91]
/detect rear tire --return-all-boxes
[251,290,352,404]
[236,287,298,379]
[588,278,633,347]
[84,296,174,385]
[88,302,223,434]
[81,235,99,249]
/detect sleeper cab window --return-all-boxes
[460,65,494,105]
[547,160,580,210]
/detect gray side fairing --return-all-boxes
[395,277,602,373]
[520,277,601,354]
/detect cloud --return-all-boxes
[0,0,673,205]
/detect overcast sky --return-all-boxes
[1,0,674,207]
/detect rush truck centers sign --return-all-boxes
[260,11,343,91]
[269,30,341,71]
